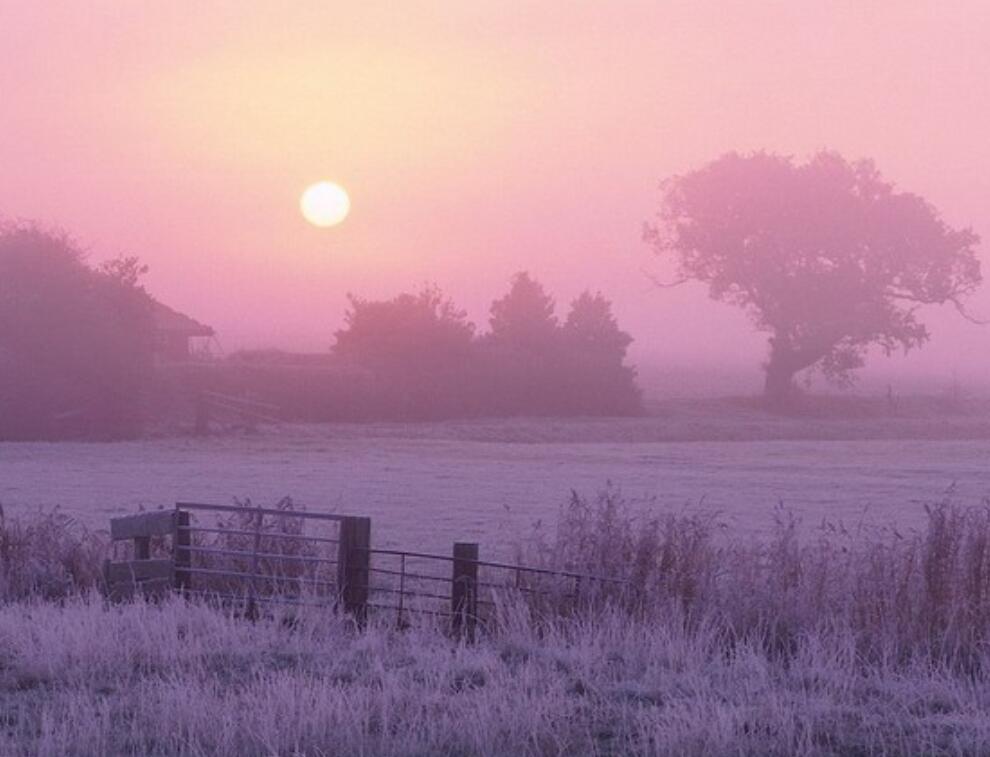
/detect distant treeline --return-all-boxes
[187,273,642,422]
[0,224,641,439]
[332,273,641,419]
[5,149,984,438]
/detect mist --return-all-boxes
[2,1,988,396]
[6,4,990,755]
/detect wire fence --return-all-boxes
[105,503,629,635]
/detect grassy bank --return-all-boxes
[2,494,990,754]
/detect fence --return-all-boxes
[105,503,627,636]
[194,392,281,435]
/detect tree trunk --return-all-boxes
[763,332,832,407]
[763,335,800,407]
[763,360,797,407]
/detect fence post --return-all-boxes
[246,505,263,621]
[173,509,191,595]
[452,542,479,642]
[336,516,371,624]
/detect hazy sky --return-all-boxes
[3,1,989,389]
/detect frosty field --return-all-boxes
[3,413,990,557]
[5,415,990,756]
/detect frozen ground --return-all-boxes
[2,412,990,558]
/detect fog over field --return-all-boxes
[4,3,990,388]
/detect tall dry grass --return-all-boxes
[0,505,107,599]
[522,487,990,671]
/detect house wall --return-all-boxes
[156,333,190,362]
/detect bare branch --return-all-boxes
[641,268,689,289]
[951,298,990,326]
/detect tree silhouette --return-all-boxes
[645,151,982,404]
[0,224,154,438]
[561,291,641,414]
[334,285,475,373]
[98,255,149,288]
[488,271,558,350]
[328,275,643,420]
[563,291,633,363]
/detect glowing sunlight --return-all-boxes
[300,181,350,227]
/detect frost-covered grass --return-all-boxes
[526,490,990,670]
[3,494,990,754]
[0,506,107,600]
[2,596,990,756]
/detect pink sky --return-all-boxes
[2,2,989,390]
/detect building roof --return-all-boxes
[151,300,214,337]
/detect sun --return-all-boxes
[300,181,351,227]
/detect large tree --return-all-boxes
[645,151,983,404]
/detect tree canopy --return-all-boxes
[559,291,640,414]
[0,224,154,438]
[645,151,983,403]
[333,286,474,373]
[563,291,633,363]
[488,272,558,351]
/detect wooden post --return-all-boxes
[108,510,182,601]
[246,506,263,621]
[336,517,371,624]
[452,542,479,642]
[173,509,191,595]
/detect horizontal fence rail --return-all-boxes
[177,503,348,613]
[184,544,339,565]
[176,501,347,521]
[194,392,282,435]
